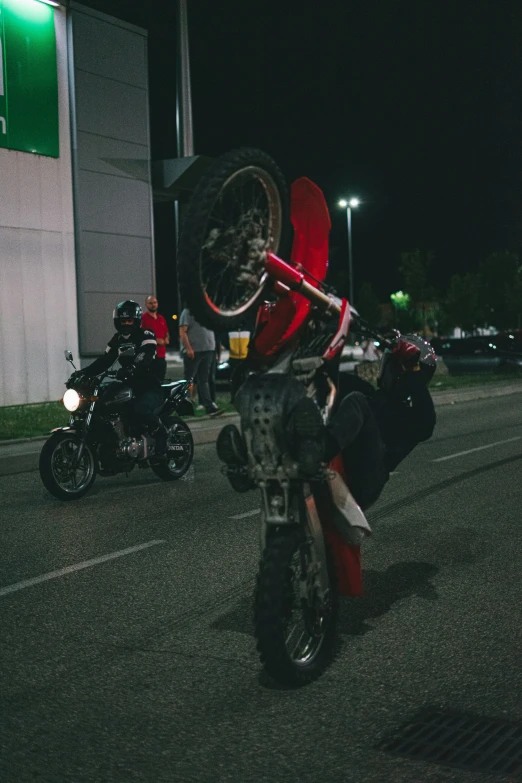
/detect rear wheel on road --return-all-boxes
[254,526,339,686]
[150,417,194,481]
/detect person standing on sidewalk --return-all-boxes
[142,295,170,381]
[179,307,223,417]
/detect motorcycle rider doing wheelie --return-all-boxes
[218,333,437,512]
[71,300,169,457]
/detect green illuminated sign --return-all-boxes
[0,0,59,157]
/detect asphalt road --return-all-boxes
[1,395,521,783]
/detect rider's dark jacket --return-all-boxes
[338,369,436,473]
[371,371,436,472]
[82,328,161,388]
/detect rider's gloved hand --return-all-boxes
[68,370,86,385]
[116,366,134,382]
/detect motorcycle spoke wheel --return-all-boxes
[254,528,338,686]
[178,148,289,331]
[199,167,278,317]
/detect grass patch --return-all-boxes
[190,393,236,417]
[0,401,68,441]
[3,377,517,442]
[0,393,237,441]
[432,372,522,391]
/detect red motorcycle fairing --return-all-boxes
[289,177,331,283]
[251,175,363,597]
[253,176,331,358]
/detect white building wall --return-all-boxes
[0,7,78,407]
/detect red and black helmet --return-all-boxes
[378,334,437,393]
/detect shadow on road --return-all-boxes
[211,561,439,642]
[337,561,439,636]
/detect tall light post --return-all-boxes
[339,197,360,305]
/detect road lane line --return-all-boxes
[0,449,40,459]
[230,509,260,519]
[433,436,521,463]
[0,540,165,598]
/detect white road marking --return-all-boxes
[433,436,521,463]
[0,450,40,458]
[0,539,165,598]
[230,509,261,520]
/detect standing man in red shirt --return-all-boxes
[142,295,170,380]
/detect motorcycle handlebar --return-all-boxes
[264,252,401,348]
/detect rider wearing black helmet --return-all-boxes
[72,300,168,456]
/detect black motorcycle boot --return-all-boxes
[216,424,248,466]
[216,424,253,492]
[287,397,328,477]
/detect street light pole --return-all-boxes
[176,0,194,157]
[174,0,194,320]
[339,198,359,306]
[346,205,354,305]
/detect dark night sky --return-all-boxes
[81,0,522,302]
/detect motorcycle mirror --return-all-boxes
[64,350,74,362]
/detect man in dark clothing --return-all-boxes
[217,335,436,509]
[72,300,168,456]
[179,307,223,416]
[291,336,437,508]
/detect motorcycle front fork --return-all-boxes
[72,387,98,468]
[258,483,330,602]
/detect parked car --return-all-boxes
[431,336,522,374]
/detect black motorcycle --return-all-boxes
[39,350,195,500]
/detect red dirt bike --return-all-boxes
[178,148,400,685]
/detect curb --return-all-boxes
[1,383,521,452]
[431,382,522,406]
[0,411,239,452]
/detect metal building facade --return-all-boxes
[0,4,78,407]
[0,1,155,406]
[69,3,155,357]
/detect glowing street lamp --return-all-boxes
[338,197,360,305]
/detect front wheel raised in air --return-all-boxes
[178,147,289,331]
[254,527,339,686]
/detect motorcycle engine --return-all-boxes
[118,437,145,460]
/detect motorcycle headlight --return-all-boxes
[63,388,81,412]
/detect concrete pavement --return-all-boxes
[0,395,521,782]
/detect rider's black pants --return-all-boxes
[133,386,164,434]
[326,391,389,510]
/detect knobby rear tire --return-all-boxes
[254,527,339,686]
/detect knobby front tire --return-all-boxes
[178,147,290,331]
